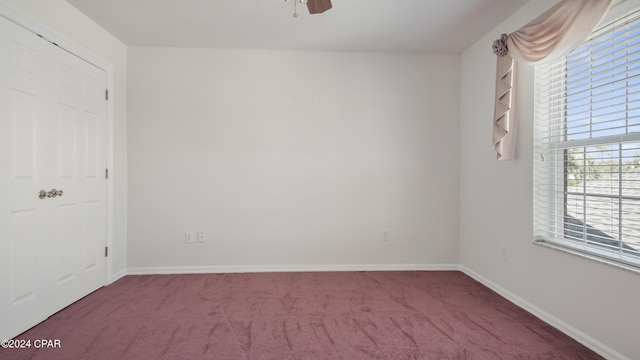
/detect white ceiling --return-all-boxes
[65,0,529,53]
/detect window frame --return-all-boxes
[533,6,640,271]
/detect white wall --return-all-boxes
[127,48,460,270]
[2,0,128,279]
[460,1,640,359]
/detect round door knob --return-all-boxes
[38,190,46,199]
[47,189,58,198]
[57,189,63,197]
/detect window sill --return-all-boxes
[533,239,640,275]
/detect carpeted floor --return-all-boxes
[1,271,603,360]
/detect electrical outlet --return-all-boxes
[197,231,205,243]
[382,229,390,242]
[185,232,194,244]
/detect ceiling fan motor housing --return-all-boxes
[307,0,332,14]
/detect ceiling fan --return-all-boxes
[285,0,332,18]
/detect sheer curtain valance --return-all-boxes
[492,0,612,160]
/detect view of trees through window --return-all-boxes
[564,145,640,187]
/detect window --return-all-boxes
[534,9,640,269]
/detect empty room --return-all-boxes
[1,0,639,359]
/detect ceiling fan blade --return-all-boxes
[307,0,332,14]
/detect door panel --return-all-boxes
[12,40,36,75]
[10,209,37,304]
[83,201,102,270]
[84,111,99,178]
[1,16,53,340]
[45,19,107,317]
[55,203,77,283]
[0,15,107,340]
[56,104,76,179]
[10,90,37,180]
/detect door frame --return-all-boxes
[0,2,115,284]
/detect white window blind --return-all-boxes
[534,9,640,269]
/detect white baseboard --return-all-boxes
[460,265,629,360]
[126,263,461,275]
[109,268,127,284]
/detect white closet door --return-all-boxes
[0,15,107,340]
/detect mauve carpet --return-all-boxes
[2,271,602,360]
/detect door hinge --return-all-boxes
[105,169,109,179]
[105,89,109,101]
[105,246,108,257]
